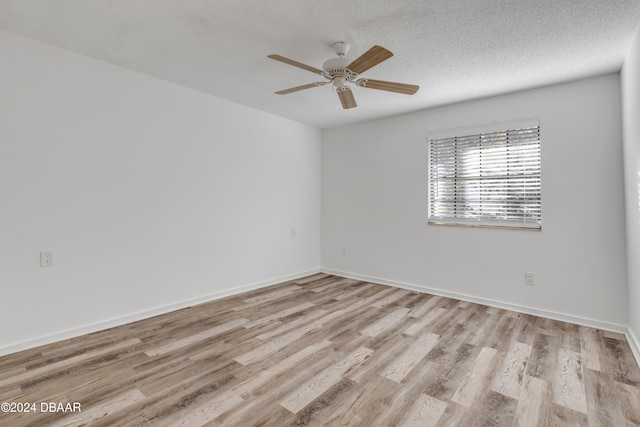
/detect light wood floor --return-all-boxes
[1,274,639,426]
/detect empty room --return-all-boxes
[1,1,640,425]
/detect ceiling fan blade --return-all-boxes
[268,54,324,74]
[357,78,419,95]
[338,88,357,109]
[275,82,327,95]
[347,45,393,75]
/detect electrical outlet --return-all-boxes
[290,228,296,238]
[40,250,53,267]
[342,249,348,257]
[524,272,535,286]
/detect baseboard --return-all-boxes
[0,268,321,357]
[321,268,630,334]
[5,267,637,368]
[626,326,640,368]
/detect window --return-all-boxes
[428,123,541,230]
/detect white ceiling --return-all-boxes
[2,1,640,129]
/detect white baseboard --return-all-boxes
[321,268,630,334]
[0,268,321,357]
[324,268,640,368]
[626,327,640,368]
[5,267,638,370]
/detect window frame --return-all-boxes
[427,119,542,231]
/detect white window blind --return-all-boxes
[428,125,541,229]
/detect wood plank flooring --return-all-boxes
[1,274,639,426]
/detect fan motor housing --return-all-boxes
[323,56,357,88]
[322,57,351,74]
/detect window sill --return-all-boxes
[427,220,541,231]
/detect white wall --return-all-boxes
[322,74,628,328]
[622,24,640,352]
[0,30,321,354]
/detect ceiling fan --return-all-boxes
[268,42,419,109]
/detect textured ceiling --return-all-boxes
[1,0,640,129]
